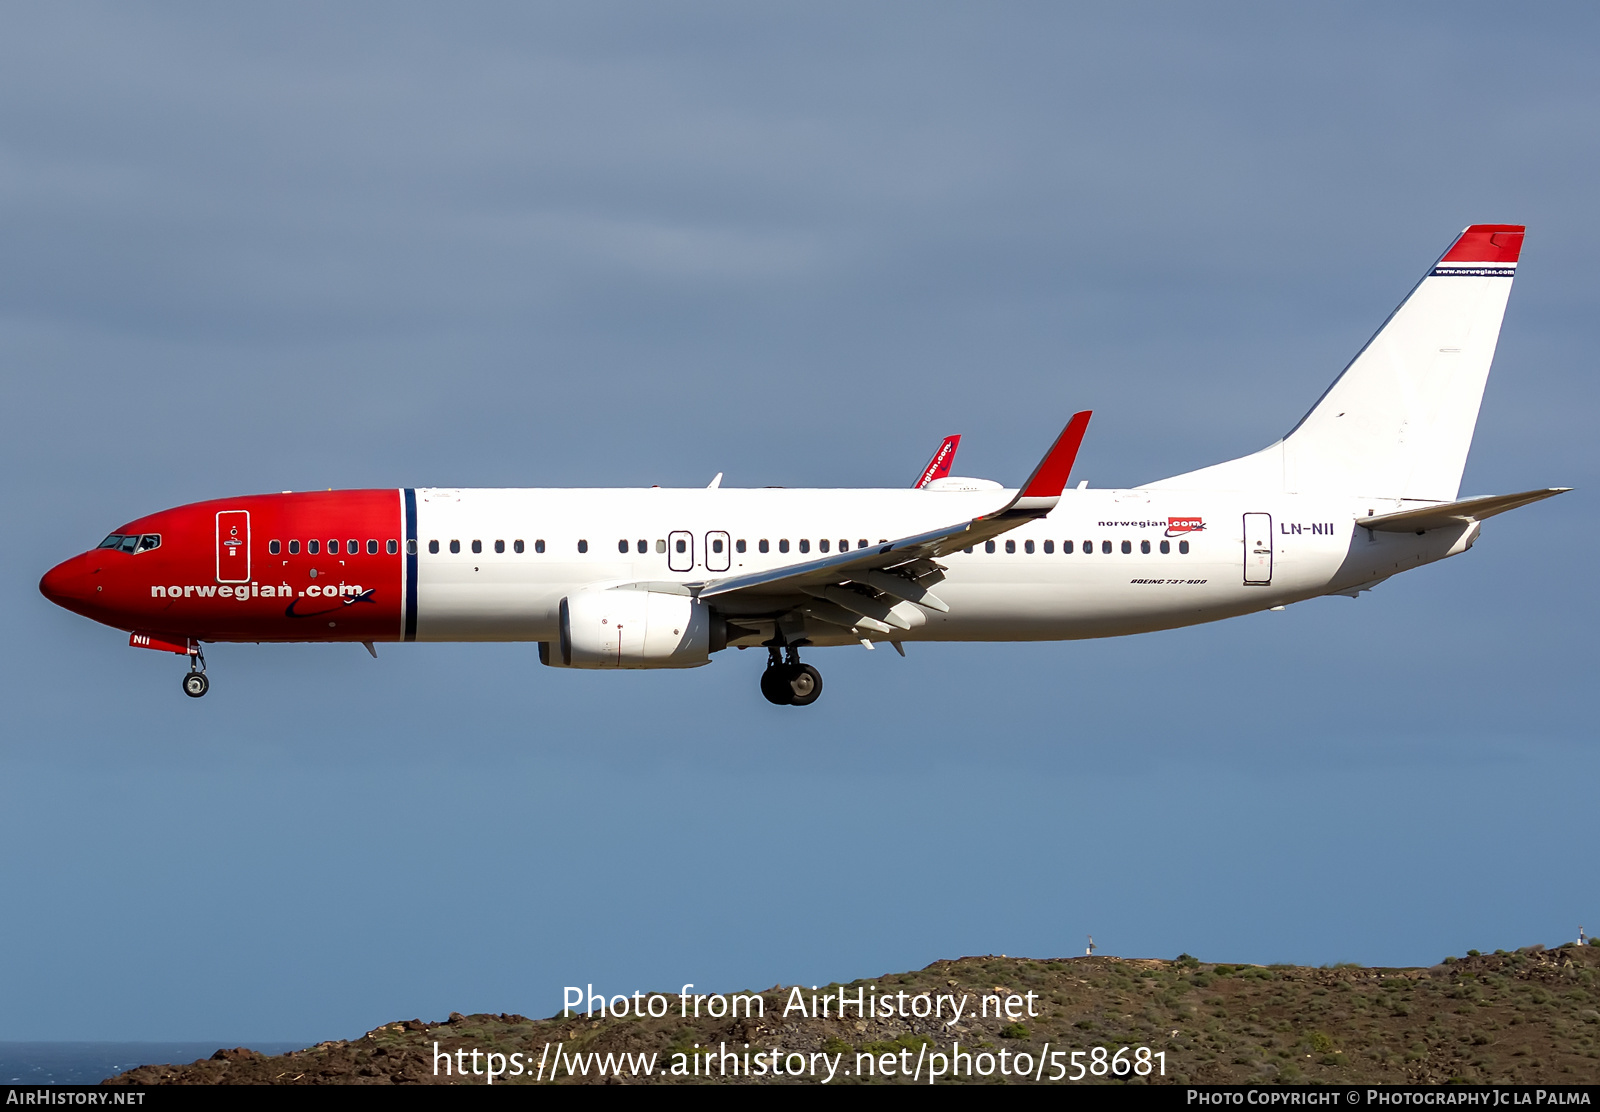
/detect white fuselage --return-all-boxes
[412,486,1473,645]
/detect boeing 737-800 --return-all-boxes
[40,224,1565,705]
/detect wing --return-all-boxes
[913,434,961,488]
[697,412,1091,636]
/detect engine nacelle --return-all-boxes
[539,588,714,669]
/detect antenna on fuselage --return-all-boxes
[707,473,723,489]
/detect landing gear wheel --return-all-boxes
[786,663,823,706]
[760,665,793,705]
[182,672,210,698]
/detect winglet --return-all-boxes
[1010,411,1092,512]
[913,435,962,489]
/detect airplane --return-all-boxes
[914,435,961,489]
[40,224,1566,706]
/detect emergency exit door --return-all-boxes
[705,531,731,572]
[216,510,251,583]
[667,530,694,572]
[1243,513,1272,585]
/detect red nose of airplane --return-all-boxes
[39,553,101,616]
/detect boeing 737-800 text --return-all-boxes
[40,224,1564,705]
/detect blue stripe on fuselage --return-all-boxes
[403,488,418,641]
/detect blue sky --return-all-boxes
[3,3,1595,1041]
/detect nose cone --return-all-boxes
[40,553,100,615]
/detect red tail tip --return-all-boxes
[1440,224,1524,264]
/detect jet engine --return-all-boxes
[539,588,716,669]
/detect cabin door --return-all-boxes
[216,510,251,584]
[1243,513,1273,585]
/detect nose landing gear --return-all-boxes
[182,641,209,698]
[760,644,823,707]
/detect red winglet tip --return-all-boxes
[1020,411,1092,499]
[1440,224,1524,264]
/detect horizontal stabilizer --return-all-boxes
[1357,488,1569,532]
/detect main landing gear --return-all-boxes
[182,641,209,698]
[760,644,822,707]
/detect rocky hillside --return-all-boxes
[106,943,1600,1085]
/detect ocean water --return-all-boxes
[0,1042,308,1085]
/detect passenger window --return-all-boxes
[1025,539,1035,554]
[1101,540,1111,554]
[1005,540,1016,554]
[535,539,545,553]
[1063,540,1073,553]
[819,539,830,553]
[779,539,790,553]
[618,539,629,554]
[388,539,399,554]
[1083,540,1092,553]
[290,540,301,554]
[428,540,439,554]
[964,547,974,554]
[329,539,340,554]
[859,539,868,549]
[839,540,848,552]
[404,540,415,555]
[985,541,996,553]
[675,538,687,554]
[1160,540,1170,554]
[1120,540,1131,554]
[348,539,358,554]
[513,540,524,553]
[1179,540,1190,554]
[309,540,320,554]
[799,539,810,554]
[759,539,770,553]
[1140,540,1150,554]
[637,540,647,554]
[269,540,281,555]
[736,539,747,553]
[712,538,724,554]
[472,540,483,554]
[368,539,379,554]
[578,539,588,553]
[654,539,665,553]
[1043,540,1054,554]
[495,540,505,554]
[449,540,460,554]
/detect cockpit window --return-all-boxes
[98,533,160,553]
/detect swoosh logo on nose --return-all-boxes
[284,589,377,618]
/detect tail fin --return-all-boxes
[913,434,961,488]
[1150,225,1523,500]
